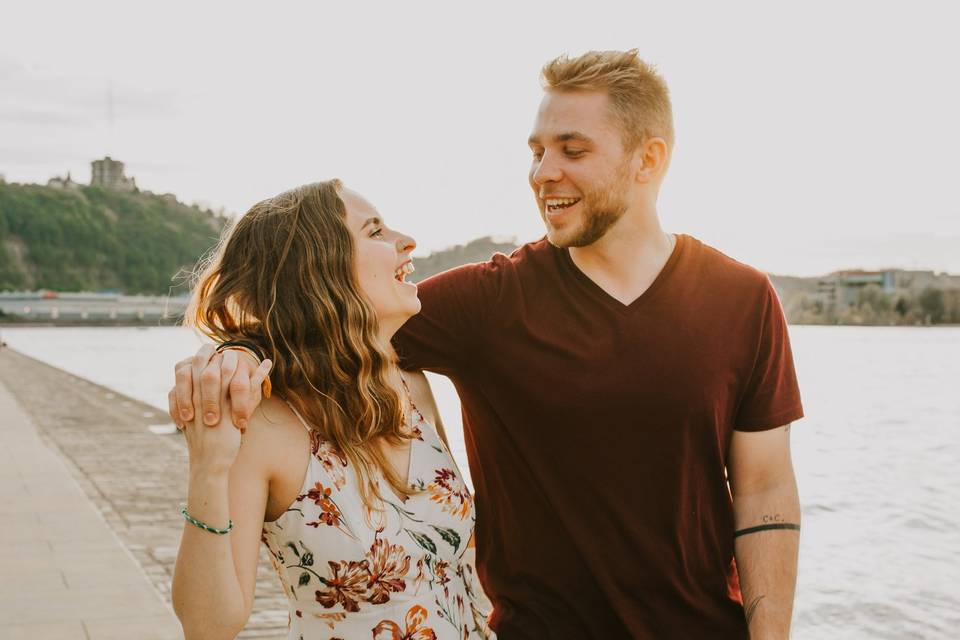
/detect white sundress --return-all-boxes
[261,387,495,640]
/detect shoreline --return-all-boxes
[0,348,289,639]
[0,319,184,328]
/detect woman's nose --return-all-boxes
[397,233,416,253]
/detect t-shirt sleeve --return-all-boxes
[734,278,804,431]
[392,258,505,377]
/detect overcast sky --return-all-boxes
[2,1,957,276]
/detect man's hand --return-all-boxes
[168,345,272,432]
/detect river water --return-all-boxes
[2,325,957,639]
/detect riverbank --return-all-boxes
[0,348,289,639]
[1,318,184,328]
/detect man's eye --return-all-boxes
[531,150,544,160]
[565,149,584,157]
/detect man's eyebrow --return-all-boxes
[556,132,592,144]
[527,132,593,146]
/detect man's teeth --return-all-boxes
[545,197,580,210]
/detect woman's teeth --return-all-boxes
[394,262,415,282]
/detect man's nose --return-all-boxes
[532,152,562,185]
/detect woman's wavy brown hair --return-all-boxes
[185,179,415,510]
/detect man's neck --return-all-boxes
[568,213,675,306]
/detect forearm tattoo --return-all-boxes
[734,513,800,538]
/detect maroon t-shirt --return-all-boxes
[394,235,803,639]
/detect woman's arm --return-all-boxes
[170,348,272,640]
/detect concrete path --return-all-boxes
[0,377,182,639]
[0,347,289,639]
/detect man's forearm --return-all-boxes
[732,479,801,639]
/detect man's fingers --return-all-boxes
[167,389,183,430]
[192,344,216,368]
[219,349,239,402]
[174,364,195,422]
[229,374,252,430]
[199,353,223,426]
[191,344,217,426]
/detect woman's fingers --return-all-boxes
[249,359,273,392]
[230,357,271,432]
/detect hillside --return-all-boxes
[410,236,521,282]
[0,183,227,294]
[1,184,955,326]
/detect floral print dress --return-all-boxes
[261,387,494,640]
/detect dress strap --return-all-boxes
[284,400,313,434]
[398,373,425,425]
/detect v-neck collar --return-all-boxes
[557,233,687,314]
[380,375,422,503]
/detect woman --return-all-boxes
[170,180,493,639]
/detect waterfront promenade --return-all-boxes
[0,348,289,639]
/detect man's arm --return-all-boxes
[394,257,508,374]
[728,424,800,640]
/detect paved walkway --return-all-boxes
[0,348,290,638]
[0,372,182,639]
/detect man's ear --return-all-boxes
[635,137,670,183]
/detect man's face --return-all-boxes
[528,90,636,248]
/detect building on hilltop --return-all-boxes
[47,172,82,191]
[90,156,136,192]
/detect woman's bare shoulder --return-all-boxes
[243,396,311,468]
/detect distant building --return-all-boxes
[817,269,960,310]
[47,172,82,191]
[90,156,136,192]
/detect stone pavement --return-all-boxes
[0,362,180,638]
[0,348,289,639]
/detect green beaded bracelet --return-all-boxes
[180,505,233,535]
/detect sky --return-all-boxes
[1,0,958,276]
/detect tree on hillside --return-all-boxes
[918,287,945,323]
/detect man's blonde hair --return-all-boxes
[541,49,674,151]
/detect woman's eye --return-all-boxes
[370,228,384,238]
[565,149,584,157]
[531,150,543,161]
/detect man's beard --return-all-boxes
[545,165,631,249]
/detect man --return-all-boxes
[173,50,802,639]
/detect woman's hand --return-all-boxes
[168,344,271,433]
[179,345,241,476]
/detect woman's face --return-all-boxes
[340,187,421,329]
